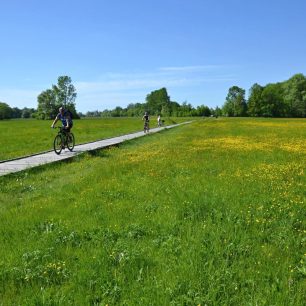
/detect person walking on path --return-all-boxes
[157,115,162,127]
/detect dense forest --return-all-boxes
[1,73,305,119]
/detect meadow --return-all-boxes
[0,117,305,305]
[0,116,185,161]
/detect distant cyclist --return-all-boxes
[51,107,73,132]
[142,111,150,133]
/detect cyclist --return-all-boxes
[51,107,73,132]
[142,111,150,133]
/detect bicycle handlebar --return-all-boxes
[51,126,67,130]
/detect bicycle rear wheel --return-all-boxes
[67,133,75,151]
[54,134,63,155]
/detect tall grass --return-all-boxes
[0,118,305,305]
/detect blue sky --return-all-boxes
[1,0,306,113]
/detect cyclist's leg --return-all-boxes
[62,127,68,148]
[66,124,73,142]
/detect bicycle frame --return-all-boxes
[53,127,75,154]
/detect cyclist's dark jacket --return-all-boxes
[144,115,149,122]
[57,110,73,127]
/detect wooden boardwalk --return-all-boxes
[0,122,191,177]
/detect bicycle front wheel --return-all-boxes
[54,134,63,155]
[67,133,75,151]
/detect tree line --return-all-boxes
[85,73,306,118]
[1,73,305,120]
[84,87,218,118]
[222,73,306,117]
[0,103,36,119]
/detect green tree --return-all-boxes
[53,76,77,110]
[37,89,57,119]
[21,107,36,118]
[11,107,22,118]
[261,83,285,117]
[169,101,180,117]
[214,106,222,117]
[37,76,78,119]
[196,105,211,116]
[179,101,193,116]
[282,73,306,117]
[247,83,264,116]
[145,88,170,115]
[161,104,170,117]
[111,106,124,117]
[222,86,247,116]
[0,102,12,119]
[100,109,112,117]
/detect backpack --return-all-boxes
[66,109,73,119]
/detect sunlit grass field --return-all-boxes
[0,117,186,161]
[0,117,305,305]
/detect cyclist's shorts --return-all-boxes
[62,123,73,132]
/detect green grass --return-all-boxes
[0,116,186,161]
[0,117,305,305]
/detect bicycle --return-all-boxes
[144,121,150,133]
[53,127,75,155]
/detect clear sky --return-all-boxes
[1,0,306,113]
